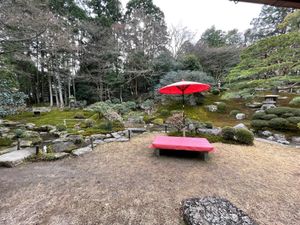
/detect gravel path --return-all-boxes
[0,133,299,225]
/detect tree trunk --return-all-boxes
[72,78,76,98]
[56,74,64,108]
[48,75,53,107]
[54,85,59,108]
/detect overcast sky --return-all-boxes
[120,0,262,38]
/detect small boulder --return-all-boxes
[233,123,247,129]
[235,113,246,120]
[72,146,92,156]
[103,138,117,143]
[91,134,107,140]
[52,152,69,160]
[267,136,276,141]
[111,132,122,139]
[20,140,33,148]
[197,128,221,136]
[260,130,273,137]
[3,120,20,127]
[291,137,300,144]
[25,123,36,130]
[51,141,77,153]
[205,105,217,112]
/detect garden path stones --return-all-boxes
[52,152,69,159]
[182,197,257,225]
[72,146,92,156]
[0,148,35,167]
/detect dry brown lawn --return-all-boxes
[0,133,299,225]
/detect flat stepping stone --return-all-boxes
[52,152,69,159]
[72,146,92,156]
[0,148,35,167]
[182,197,257,225]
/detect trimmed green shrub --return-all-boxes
[204,122,213,129]
[221,126,235,140]
[251,120,269,129]
[252,112,266,120]
[124,101,137,110]
[217,102,227,113]
[143,115,155,123]
[265,107,293,116]
[160,109,170,117]
[99,121,113,131]
[287,117,300,125]
[261,114,277,120]
[112,120,124,130]
[234,128,254,145]
[152,118,164,125]
[282,113,294,118]
[74,112,85,119]
[56,124,67,131]
[83,119,95,128]
[229,110,240,117]
[14,129,25,138]
[269,118,289,130]
[289,96,300,106]
[0,137,13,146]
[211,88,220,95]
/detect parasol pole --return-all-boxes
[182,89,186,137]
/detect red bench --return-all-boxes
[150,136,214,160]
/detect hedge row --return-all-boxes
[251,107,300,131]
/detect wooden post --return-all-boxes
[35,146,40,155]
[90,137,94,150]
[17,138,20,150]
[164,124,168,133]
[128,129,131,140]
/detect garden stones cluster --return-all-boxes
[182,197,257,225]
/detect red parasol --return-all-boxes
[159,80,211,135]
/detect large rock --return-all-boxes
[0,148,35,167]
[25,123,36,130]
[127,128,146,133]
[233,123,247,129]
[34,125,56,132]
[274,134,290,145]
[20,140,33,148]
[72,146,92,156]
[182,197,257,225]
[0,127,10,135]
[111,132,122,139]
[32,107,51,113]
[52,152,70,160]
[235,113,246,120]
[197,128,221,136]
[259,130,273,137]
[66,134,84,144]
[205,105,218,112]
[51,141,77,153]
[291,137,300,144]
[2,120,20,127]
[91,134,107,140]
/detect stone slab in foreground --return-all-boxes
[72,146,92,156]
[182,197,257,225]
[0,148,35,167]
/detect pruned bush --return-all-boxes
[261,114,277,120]
[159,109,170,117]
[83,119,95,128]
[112,103,128,115]
[74,112,85,119]
[204,122,213,129]
[289,97,300,106]
[252,112,266,120]
[152,118,164,125]
[221,126,235,140]
[99,121,113,131]
[234,128,254,145]
[251,120,269,129]
[143,115,155,123]
[269,118,289,130]
[217,102,227,113]
[0,137,13,146]
[211,88,220,95]
[287,117,300,125]
[282,112,294,118]
[229,110,240,117]
[14,129,25,138]
[124,101,137,110]
[56,124,67,131]
[265,107,293,116]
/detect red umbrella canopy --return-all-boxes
[159,80,211,95]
